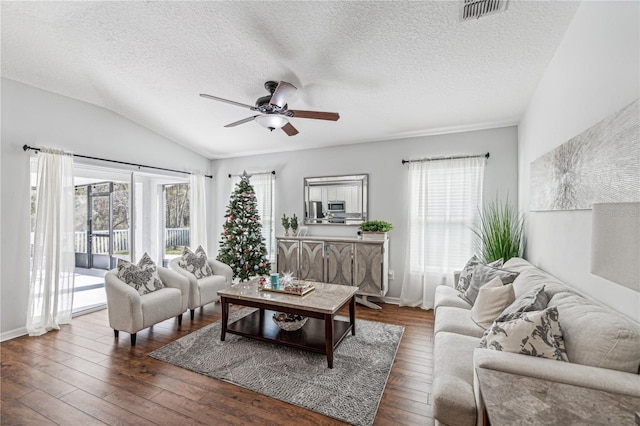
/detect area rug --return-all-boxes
[149,309,404,426]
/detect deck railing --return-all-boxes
[72,228,190,254]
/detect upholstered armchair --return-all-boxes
[105,266,189,346]
[169,257,233,320]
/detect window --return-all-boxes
[163,183,190,264]
[401,156,485,309]
[231,173,276,264]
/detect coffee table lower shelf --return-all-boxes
[222,307,354,368]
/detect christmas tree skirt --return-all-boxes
[150,308,404,426]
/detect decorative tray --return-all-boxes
[260,280,316,296]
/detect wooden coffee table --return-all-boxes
[218,279,358,368]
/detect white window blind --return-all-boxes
[400,156,485,309]
[231,173,276,264]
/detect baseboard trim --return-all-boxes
[382,296,400,305]
[1,327,27,342]
[1,305,107,342]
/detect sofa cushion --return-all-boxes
[460,264,519,305]
[435,285,472,313]
[196,274,228,306]
[496,285,548,322]
[140,287,183,328]
[548,292,640,374]
[433,332,480,426]
[479,306,569,362]
[435,307,485,338]
[510,267,574,300]
[117,253,164,296]
[456,255,503,292]
[179,246,213,279]
[471,278,515,329]
[502,257,535,273]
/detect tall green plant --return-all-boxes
[472,199,524,264]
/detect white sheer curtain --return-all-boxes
[400,156,485,309]
[190,173,207,252]
[27,148,75,336]
[231,172,276,263]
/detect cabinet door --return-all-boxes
[325,242,353,286]
[354,243,383,296]
[299,241,324,281]
[277,240,299,276]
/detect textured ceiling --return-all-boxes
[1,1,579,159]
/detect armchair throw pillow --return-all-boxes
[471,277,515,329]
[117,253,164,296]
[479,306,569,362]
[179,246,213,279]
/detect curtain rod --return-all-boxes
[23,145,213,179]
[228,170,276,178]
[401,152,489,165]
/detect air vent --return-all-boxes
[460,0,508,21]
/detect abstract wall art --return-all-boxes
[530,99,640,211]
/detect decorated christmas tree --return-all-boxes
[217,172,271,281]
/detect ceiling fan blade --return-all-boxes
[269,81,297,108]
[282,122,299,136]
[200,94,257,111]
[224,116,259,128]
[287,110,340,121]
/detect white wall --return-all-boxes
[518,1,640,320]
[0,78,211,338]
[211,126,518,299]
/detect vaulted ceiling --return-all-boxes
[1,1,579,159]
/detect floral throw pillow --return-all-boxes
[479,306,569,362]
[456,256,503,292]
[496,285,548,322]
[178,246,213,279]
[117,253,164,296]
[459,263,519,305]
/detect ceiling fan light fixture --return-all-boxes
[255,114,288,131]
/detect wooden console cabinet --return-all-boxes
[276,236,389,309]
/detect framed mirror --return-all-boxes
[304,174,368,225]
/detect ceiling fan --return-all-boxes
[200,81,340,136]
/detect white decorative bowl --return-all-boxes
[272,312,308,331]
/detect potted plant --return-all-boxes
[359,220,393,240]
[290,214,299,236]
[472,198,525,263]
[281,214,290,236]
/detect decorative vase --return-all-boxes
[284,228,289,236]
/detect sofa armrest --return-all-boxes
[453,271,461,288]
[105,270,143,333]
[473,348,640,398]
[208,258,233,285]
[157,267,190,312]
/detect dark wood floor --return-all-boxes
[1,302,435,425]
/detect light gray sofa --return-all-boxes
[169,257,233,320]
[432,257,640,426]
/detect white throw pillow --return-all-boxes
[471,277,515,329]
[479,306,569,362]
[117,253,164,296]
